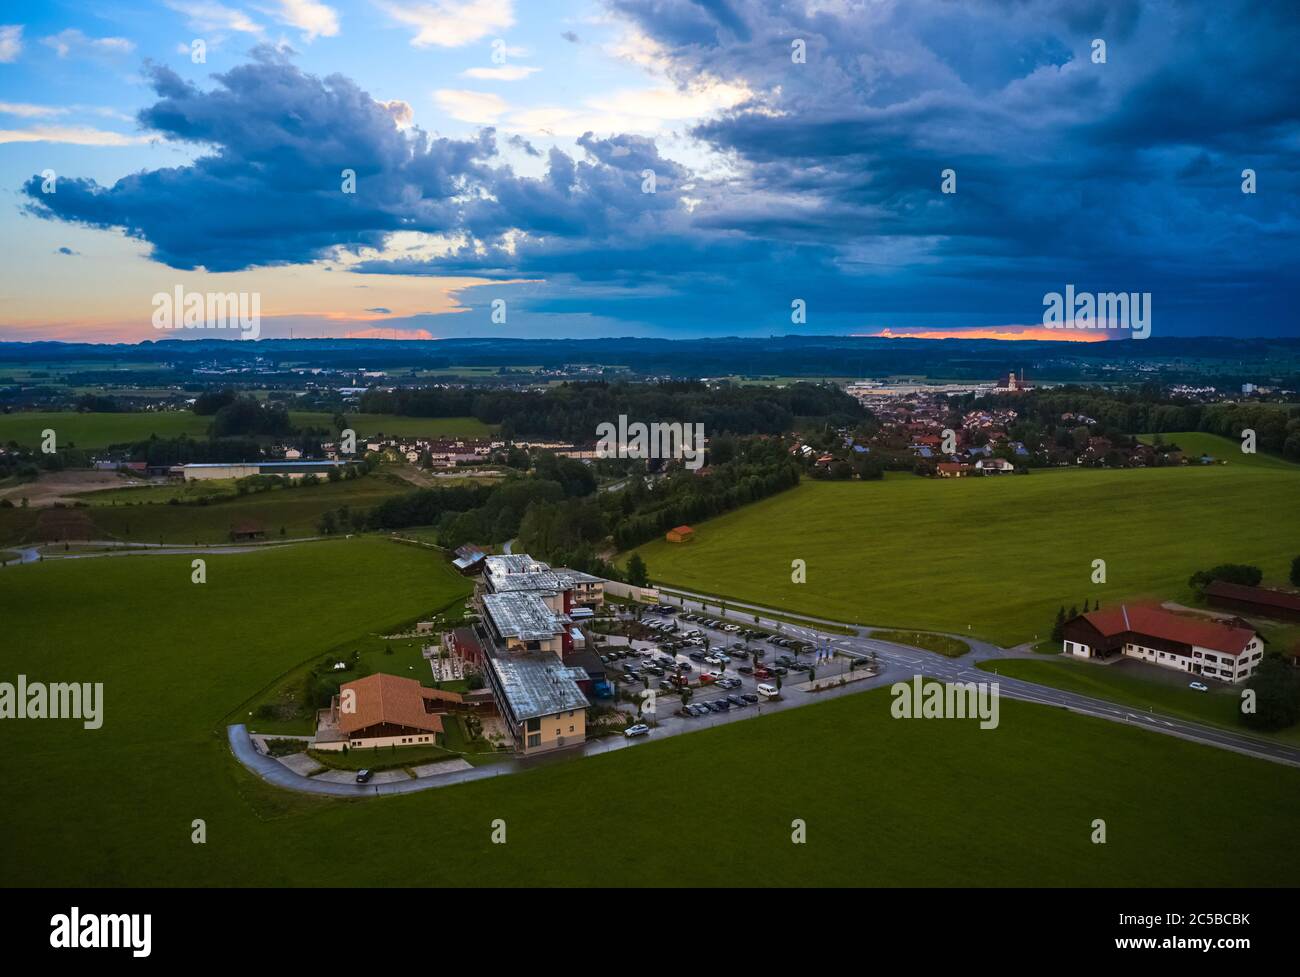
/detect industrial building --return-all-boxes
[174,460,353,481]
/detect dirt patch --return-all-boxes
[0,470,145,508]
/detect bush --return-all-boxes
[1189,564,1263,592]
[1240,654,1300,732]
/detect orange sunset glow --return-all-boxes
[861,326,1112,342]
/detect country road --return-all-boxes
[656,584,1300,768]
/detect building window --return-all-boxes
[569,725,575,733]
[526,717,541,732]
[527,733,541,748]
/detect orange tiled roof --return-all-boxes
[338,673,444,736]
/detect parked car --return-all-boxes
[624,724,651,737]
[356,769,374,784]
[742,693,759,703]
[737,665,753,675]
[1189,681,1209,692]
[727,694,747,707]
[753,667,771,679]
[756,683,780,699]
[698,673,717,685]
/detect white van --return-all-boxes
[756,683,779,700]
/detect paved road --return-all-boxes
[657,585,1300,768]
[2,537,327,565]
[228,724,522,796]
[229,585,1300,798]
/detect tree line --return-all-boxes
[359,380,865,441]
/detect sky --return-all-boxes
[0,0,1297,344]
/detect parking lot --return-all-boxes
[598,604,859,722]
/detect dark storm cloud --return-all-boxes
[20,3,1300,336]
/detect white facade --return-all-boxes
[1064,636,1264,683]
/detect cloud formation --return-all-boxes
[20,1,1300,336]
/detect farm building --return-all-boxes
[1061,605,1265,684]
[1203,580,1300,623]
[666,525,695,543]
[229,520,266,542]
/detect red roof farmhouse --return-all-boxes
[1061,604,1265,683]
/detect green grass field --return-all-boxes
[2,537,1299,886]
[0,411,210,448]
[1137,431,1294,469]
[0,471,413,546]
[629,452,1300,646]
[84,478,241,506]
[976,657,1300,745]
[870,630,970,657]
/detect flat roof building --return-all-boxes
[477,585,592,755]
[482,591,571,649]
[179,460,352,481]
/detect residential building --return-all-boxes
[481,591,571,655]
[554,568,604,606]
[466,556,603,754]
[477,591,589,754]
[1061,605,1265,683]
